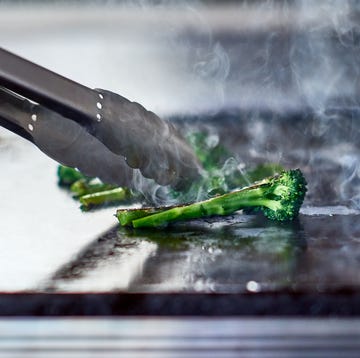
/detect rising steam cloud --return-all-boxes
[1,0,359,208]
[127,0,360,207]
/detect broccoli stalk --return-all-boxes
[116,169,307,228]
[57,165,137,210]
[80,187,132,211]
[117,207,167,226]
[70,179,117,197]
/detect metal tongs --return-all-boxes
[0,48,201,190]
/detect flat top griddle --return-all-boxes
[1,3,360,316]
[1,112,359,316]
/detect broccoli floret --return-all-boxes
[57,165,87,187]
[118,169,307,228]
[249,168,307,221]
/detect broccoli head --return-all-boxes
[253,168,307,221]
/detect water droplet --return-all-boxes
[96,102,102,109]
[98,93,104,100]
[31,114,37,122]
[246,280,261,292]
[28,124,34,131]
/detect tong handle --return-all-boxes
[0,48,202,189]
[0,87,36,142]
[0,47,99,126]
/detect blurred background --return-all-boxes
[2,0,360,115]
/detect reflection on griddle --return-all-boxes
[45,214,307,293]
[124,215,306,293]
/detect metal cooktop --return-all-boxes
[1,111,359,316]
[0,2,360,316]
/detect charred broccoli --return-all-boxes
[117,169,307,228]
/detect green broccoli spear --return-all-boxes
[80,187,132,211]
[57,165,136,210]
[116,169,307,228]
[70,179,117,197]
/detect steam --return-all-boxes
[288,1,360,208]
[127,0,360,208]
[1,0,359,208]
[290,1,360,113]
[192,42,230,107]
[160,1,231,113]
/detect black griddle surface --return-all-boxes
[1,112,360,316]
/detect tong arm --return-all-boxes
[0,48,201,189]
[0,47,100,127]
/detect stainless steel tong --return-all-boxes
[0,48,201,190]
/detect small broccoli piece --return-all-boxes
[80,187,132,211]
[57,165,87,187]
[57,165,142,210]
[70,178,117,197]
[119,169,307,228]
[186,131,231,172]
